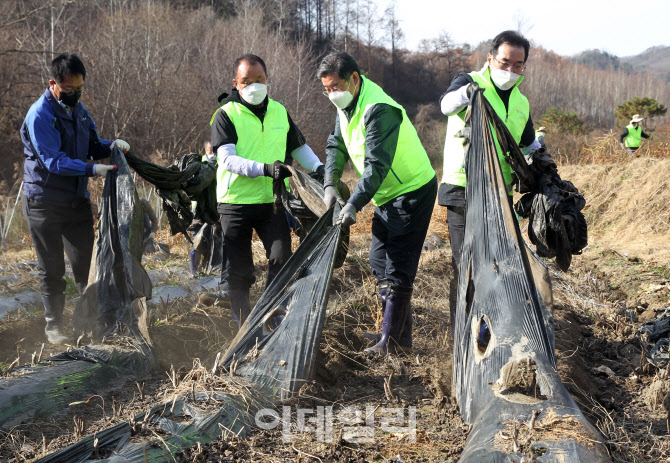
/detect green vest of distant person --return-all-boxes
[624,123,643,148]
[337,76,435,206]
[441,66,529,193]
[211,99,290,204]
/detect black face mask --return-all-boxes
[59,90,82,107]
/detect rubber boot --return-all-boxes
[364,286,412,356]
[190,250,201,278]
[364,279,388,343]
[229,289,251,328]
[43,294,68,343]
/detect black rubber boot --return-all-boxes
[364,279,388,343]
[364,286,412,355]
[229,289,251,328]
[43,294,68,343]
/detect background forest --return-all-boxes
[1,0,669,195]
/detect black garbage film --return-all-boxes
[0,148,155,431]
[35,168,345,461]
[125,152,219,240]
[452,88,611,462]
[639,308,670,368]
[478,94,588,272]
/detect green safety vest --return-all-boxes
[441,65,530,193]
[337,76,435,207]
[624,124,642,148]
[211,99,289,204]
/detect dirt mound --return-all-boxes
[559,157,670,262]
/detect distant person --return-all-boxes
[210,54,323,327]
[20,54,130,342]
[438,30,540,329]
[318,52,437,355]
[535,126,547,149]
[620,114,650,155]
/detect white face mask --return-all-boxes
[328,79,356,110]
[239,83,267,105]
[489,67,520,91]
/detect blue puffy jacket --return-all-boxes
[21,88,112,205]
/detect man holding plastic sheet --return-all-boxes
[210,54,324,327]
[438,30,540,328]
[20,54,130,342]
[620,114,651,155]
[318,52,437,355]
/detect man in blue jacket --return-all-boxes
[21,53,129,342]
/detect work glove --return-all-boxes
[324,185,343,209]
[619,142,626,150]
[311,164,325,184]
[263,161,291,180]
[148,232,156,240]
[337,203,357,227]
[111,139,130,153]
[94,164,117,177]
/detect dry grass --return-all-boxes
[559,157,670,262]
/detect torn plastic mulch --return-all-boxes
[124,152,218,241]
[638,308,670,368]
[35,171,344,461]
[1,148,155,431]
[452,87,611,462]
[478,94,588,272]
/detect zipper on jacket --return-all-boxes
[390,168,403,184]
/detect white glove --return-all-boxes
[148,232,156,240]
[206,154,217,163]
[337,203,357,227]
[111,139,130,153]
[324,185,343,209]
[94,164,117,177]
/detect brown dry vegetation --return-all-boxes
[1,160,670,461]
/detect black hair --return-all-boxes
[50,53,86,83]
[490,30,531,62]
[234,54,267,78]
[316,52,361,80]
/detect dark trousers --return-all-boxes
[218,203,292,291]
[369,176,437,288]
[23,197,94,297]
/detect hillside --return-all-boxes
[621,45,670,82]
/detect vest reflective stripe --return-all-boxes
[213,99,289,204]
[441,66,529,192]
[337,76,435,206]
[624,124,642,148]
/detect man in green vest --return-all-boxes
[317,52,437,355]
[619,114,650,155]
[210,54,324,327]
[438,30,540,328]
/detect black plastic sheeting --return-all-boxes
[190,221,224,274]
[125,152,218,240]
[1,148,155,431]
[476,96,588,272]
[639,308,670,368]
[452,88,610,462]
[35,168,344,461]
[514,150,588,271]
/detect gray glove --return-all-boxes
[94,164,117,177]
[324,185,343,209]
[337,203,357,227]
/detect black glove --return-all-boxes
[263,161,291,180]
[309,164,325,184]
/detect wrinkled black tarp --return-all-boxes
[452,88,610,462]
[477,97,588,271]
[190,221,224,274]
[222,207,342,400]
[1,149,155,431]
[125,152,218,240]
[514,150,588,271]
[74,148,153,348]
[639,308,670,368]
[36,171,343,461]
